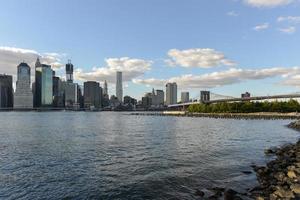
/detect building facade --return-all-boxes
[181,92,189,103]
[0,74,13,108]
[34,58,53,107]
[166,82,177,105]
[116,71,123,103]
[14,62,33,109]
[66,60,73,83]
[84,81,101,109]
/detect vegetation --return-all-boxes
[187,100,300,113]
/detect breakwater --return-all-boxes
[131,111,300,120]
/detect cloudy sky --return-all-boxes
[0,0,300,99]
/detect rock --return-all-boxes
[274,172,286,182]
[195,189,205,197]
[256,197,264,200]
[224,189,238,200]
[273,187,295,199]
[291,184,300,194]
[241,170,252,175]
[287,170,297,179]
[265,147,278,155]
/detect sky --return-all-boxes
[0,0,300,100]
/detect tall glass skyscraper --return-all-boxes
[116,71,123,102]
[34,58,53,107]
[14,62,33,109]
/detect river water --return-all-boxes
[0,112,299,200]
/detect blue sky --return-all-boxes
[0,0,300,99]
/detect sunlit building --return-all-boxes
[14,62,33,109]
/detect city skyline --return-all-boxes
[0,0,300,100]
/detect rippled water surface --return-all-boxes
[0,112,299,199]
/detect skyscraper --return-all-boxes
[0,74,13,108]
[84,81,101,109]
[166,82,177,105]
[34,58,53,107]
[103,80,108,96]
[66,60,73,83]
[116,71,123,102]
[181,92,189,103]
[14,62,33,109]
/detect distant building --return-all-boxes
[84,81,101,109]
[66,60,73,83]
[124,95,137,105]
[148,88,164,107]
[14,62,33,109]
[166,82,177,105]
[241,92,251,98]
[142,96,152,109]
[34,58,53,107]
[116,71,123,102]
[110,95,119,108]
[103,80,108,96]
[181,92,189,103]
[52,76,64,107]
[0,74,13,108]
[64,82,79,108]
[200,91,210,102]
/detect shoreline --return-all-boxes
[193,121,300,200]
[249,121,300,199]
[131,111,300,120]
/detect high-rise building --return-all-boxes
[116,71,123,102]
[0,74,13,108]
[166,82,177,105]
[14,62,33,109]
[84,81,101,109]
[181,92,189,103]
[66,60,73,83]
[103,80,108,96]
[34,58,53,107]
[155,90,164,106]
[52,75,64,107]
[241,92,251,98]
[64,82,79,108]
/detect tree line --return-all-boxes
[187,100,300,113]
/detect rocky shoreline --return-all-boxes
[194,121,300,200]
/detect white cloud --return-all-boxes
[282,75,300,87]
[244,0,294,7]
[278,26,296,34]
[133,67,300,89]
[74,57,152,83]
[277,16,300,23]
[253,23,270,31]
[165,48,236,68]
[227,11,239,17]
[0,46,64,77]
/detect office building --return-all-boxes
[241,92,251,98]
[14,62,33,109]
[103,80,108,96]
[116,71,123,102]
[34,58,53,107]
[64,82,79,108]
[200,91,210,102]
[0,74,13,108]
[166,82,177,105]
[181,92,189,103]
[52,75,64,107]
[84,81,101,109]
[155,90,164,106]
[66,60,73,83]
